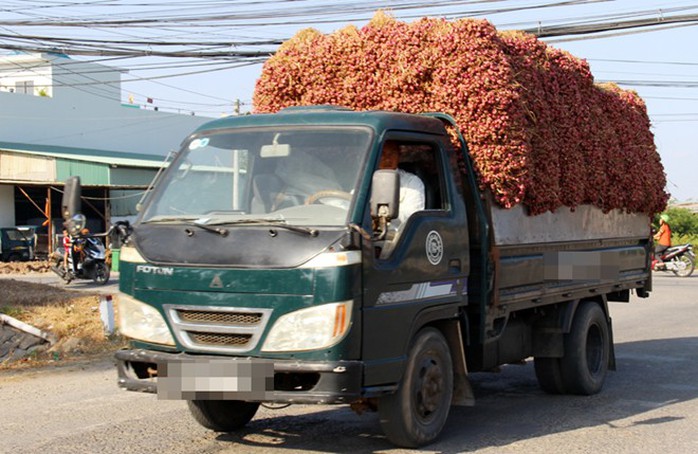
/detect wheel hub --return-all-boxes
[415,358,443,416]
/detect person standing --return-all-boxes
[62,229,72,271]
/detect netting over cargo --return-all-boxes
[253,12,668,216]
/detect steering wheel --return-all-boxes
[305,190,352,205]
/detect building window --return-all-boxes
[15,80,34,95]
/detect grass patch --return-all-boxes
[0,279,126,370]
[0,305,24,318]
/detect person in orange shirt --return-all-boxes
[654,214,672,260]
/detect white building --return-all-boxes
[0,52,215,252]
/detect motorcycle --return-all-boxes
[652,243,695,277]
[51,232,110,285]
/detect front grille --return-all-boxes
[178,310,263,325]
[189,332,252,346]
[165,305,272,354]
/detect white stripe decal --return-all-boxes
[376,280,464,306]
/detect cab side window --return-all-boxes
[393,142,445,213]
[374,140,448,258]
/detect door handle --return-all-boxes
[448,259,461,273]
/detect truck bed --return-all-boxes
[490,204,650,308]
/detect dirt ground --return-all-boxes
[0,259,52,274]
[0,266,124,370]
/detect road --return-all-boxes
[0,271,120,295]
[1,273,697,454]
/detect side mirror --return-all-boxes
[62,176,81,222]
[66,214,87,236]
[370,170,399,240]
[62,177,85,235]
[370,170,399,219]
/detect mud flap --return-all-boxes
[441,319,475,406]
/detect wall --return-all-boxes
[0,152,55,181]
[0,54,53,97]
[0,184,14,227]
[0,91,208,157]
[51,57,121,102]
[56,159,109,185]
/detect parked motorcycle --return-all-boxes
[51,232,110,285]
[652,243,695,277]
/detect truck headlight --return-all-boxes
[262,301,352,352]
[119,245,146,263]
[117,294,175,346]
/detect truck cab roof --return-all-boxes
[192,106,448,138]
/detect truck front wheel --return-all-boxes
[560,302,610,395]
[378,327,453,448]
[187,400,260,432]
[534,357,566,394]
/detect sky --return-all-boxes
[1,0,697,201]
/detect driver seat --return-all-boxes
[252,174,302,213]
[251,174,284,213]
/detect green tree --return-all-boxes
[655,207,698,243]
[665,207,698,236]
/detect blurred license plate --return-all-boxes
[157,358,274,400]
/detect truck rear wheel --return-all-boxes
[187,400,260,432]
[560,302,610,395]
[378,327,453,448]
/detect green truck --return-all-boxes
[63,107,652,447]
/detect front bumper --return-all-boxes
[115,349,363,404]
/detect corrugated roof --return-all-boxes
[0,140,167,168]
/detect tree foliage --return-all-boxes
[660,207,698,237]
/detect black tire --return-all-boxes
[93,262,110,285]
[378,327,453,448]
[534,357,566,394]
[187,400,260,432]
[560,302,610,395]
[52,261,73,284]
[671,255,694,277]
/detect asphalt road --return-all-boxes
[0,271,120,295]
[1,272,697,454]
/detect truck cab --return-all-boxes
[110,107,473,442]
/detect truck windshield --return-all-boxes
[141,127,371,227]
[3,229,30,242]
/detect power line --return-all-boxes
[589,57,698,66]
[0,7,697,57]
[3,1,698,115]
[531,12,698,38]
[605,80,698,88]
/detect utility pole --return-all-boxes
[234,99,240,116]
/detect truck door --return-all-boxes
[361,135,470,387]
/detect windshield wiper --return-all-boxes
[267,222,319,237]
[184,222,229,237]
[141,216,229,237]
[142,216,201,224]
[203,218,319,237]
[144,216,318,237]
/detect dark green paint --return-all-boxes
[119,259,361,361]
